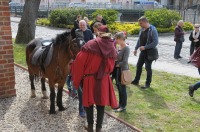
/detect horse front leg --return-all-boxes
[29,74,36,98]
[57,85,65,111]
[41,77,48,99]
[49,87,56,114]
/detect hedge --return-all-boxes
[145,8,182,28]
[48,8,87,28]
[92,9,118,24]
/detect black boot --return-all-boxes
[84,124,93,132]
[189,85,195,97]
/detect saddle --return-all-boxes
[31,40,54,73]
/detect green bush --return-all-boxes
[145,8,181,28]
[49,8,86,28]
[37,18,50,26]
[183,22,194,31]
[92,9,118,24]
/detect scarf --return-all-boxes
[193,30,200,40]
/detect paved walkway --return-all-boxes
[11,17,199,78]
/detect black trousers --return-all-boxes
[190,43,195,56]
[85,105,105,128]
[116,67,127,108]
[134,51,153,85]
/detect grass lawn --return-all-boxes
[13,43,200,131]
[108,65,200,131]
[13,43,27,67]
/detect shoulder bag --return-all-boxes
[146,47,159,61]
[121,68,133,85]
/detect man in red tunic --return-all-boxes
[71,25,118,132]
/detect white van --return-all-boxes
[134,0,163,10]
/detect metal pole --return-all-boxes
[47,0,49,18]
[194,10,196,24]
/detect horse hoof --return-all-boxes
[59,107,66,111]
[31,95,36,98]
[49,110,56,114]
[41,96,49,99]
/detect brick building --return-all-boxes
[0,0,16,98]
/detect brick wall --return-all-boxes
[0,0,16,98]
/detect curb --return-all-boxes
[14,63,142,132]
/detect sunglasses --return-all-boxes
[195,27,199,28]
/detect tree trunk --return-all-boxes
[15,0,41,44]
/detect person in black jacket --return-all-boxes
[189,24,200,56]
[71,15,82,39]
[90,14,106,33]
[74,15,82,29]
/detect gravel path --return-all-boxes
[0,66,136,132]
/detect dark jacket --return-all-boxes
[74,20,79,29]
[135,25,158,50]
[83,29,94,43]
[174,26,184,42]
[90,19,107,33]
[189,31,200,48]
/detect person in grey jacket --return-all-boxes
[131,16,158,89]
[115,32,130,112]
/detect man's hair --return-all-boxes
[138,16,149,23]
[79,20,86,25]
[177,20,184,25]
[93,22,102,29]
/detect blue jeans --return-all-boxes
[77,86,85,113]
[134,51,153,85]
[66,75,77,95]
[116,67,127,108]
[174,41,183,58]
[193,68,200,90]
[67,76,84,113]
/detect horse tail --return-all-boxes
[26,39,37,65]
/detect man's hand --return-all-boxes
[116,64,120,67]
[133,50,137,56]
[139,46,145,51]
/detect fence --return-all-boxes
[181,10,200,24]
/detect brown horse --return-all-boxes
[26,31,80,114]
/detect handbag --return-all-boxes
[146,47,159,61]
[121,69,133,85]
[190,47,200,68]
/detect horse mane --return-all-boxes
[52,31,71,46]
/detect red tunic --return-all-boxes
[71,51,118,108]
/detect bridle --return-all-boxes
[68,37,80,59]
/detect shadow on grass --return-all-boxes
[138,87,168,110]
